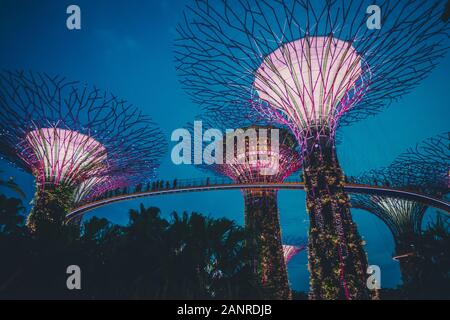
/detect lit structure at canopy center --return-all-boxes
[254,36,365,142]
[0,71,166,231]
[202,125,302,300]
[218,128,301,184]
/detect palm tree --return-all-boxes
[0,202,266,299]
[0,171,25,199]
[159,211,263,299]
[0,195,25,234]
[404,212,450,299]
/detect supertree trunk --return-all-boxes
[303,130,370,300]
[244,189,291,300]
[27,184,75,234]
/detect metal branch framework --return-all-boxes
[352,133,450,242]
[390,132,450,194]
[352,179,428,244]
[210,127,302,185]
[0,71,166,229]
[351,133,449,287]
[187,114,302,184]
[283,245,303,265]
[174,0,448,300]
[283,236,307,265]
[175,0,449,147]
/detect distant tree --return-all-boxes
[0,201,265,299]
[0,195,25,234]
[401,212,450,299]
[0,171,26,199]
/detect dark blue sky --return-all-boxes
[0,0,449,292]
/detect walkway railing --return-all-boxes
[66,177,450,221]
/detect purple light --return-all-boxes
[211,128,302,184]
[23,127,107,186]
[0,71,166,207]
[283,244,305,265]
[254,36,365,141]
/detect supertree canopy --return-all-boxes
[195,120,302,299]
[253,36,365,141]
[351,133,449,287]
[175,0,448,299]
[23,127,106,187]
[283,237,307,265]
[0,71,166,231]
[283,245,303,265]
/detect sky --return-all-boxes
[0,0,449,292]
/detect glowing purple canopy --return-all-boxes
[0,71,166,203]
[211,127,302,184]
[175,0,448,145]
[283,244,305,265]
[254,36,365,140]
[24,128,107,187]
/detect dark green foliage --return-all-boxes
[26,184,76,237]
[0,199,263,299]
[379,212,450,300]
[0,195,25,234]
[399,213,450,299]
[0,171,26,199]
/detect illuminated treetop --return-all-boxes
[200,123,303,184]
[0,71,166,192]
[283,236,307,264]
[175,0,449,145]
[253,36,365,140]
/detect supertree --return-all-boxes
[0,71,166,232]
[351,133,449,288]
[283,237,307,265]
[283,245,303,265]
[174,0,449,299]
[190,118,302,299]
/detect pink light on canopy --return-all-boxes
[73,176,109,203]
[253,36,364,139]
[212,127,302,184]
[73,174,132,204]
[23,127,107,186]
[283,244,305,265]
[226,149,284,183]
